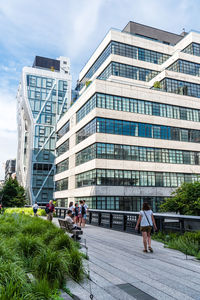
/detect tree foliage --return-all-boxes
[160,181,200,215]
[0,178,26,207]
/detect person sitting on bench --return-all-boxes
[65,210,82,240]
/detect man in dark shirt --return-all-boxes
[46,200,55,222]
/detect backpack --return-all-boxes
[45,206,50,214]
[81,205,86,215]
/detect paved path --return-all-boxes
[52,219,200,300]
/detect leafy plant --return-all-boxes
[5,207,46,216]
[16,234,43,259]
[32,248,68,285]
[0,213,84,298]
[160,181,200,215]
[85,80,92,88]
[49,233,73,251]
[152,231,200,259]
[30,278,58,300]
[153,81,161,89]
[0,259,29,299]
[64,248,84,281]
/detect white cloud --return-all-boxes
[0,89,16,132]
[0,85,17,179]
[0,0,104,59]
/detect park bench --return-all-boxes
[58,219,83,240]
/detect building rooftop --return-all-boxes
[33,56,60,71]
[122,21,186,45]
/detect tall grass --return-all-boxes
[153,231,200,259]
[0,213,84,299]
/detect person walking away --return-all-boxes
[46,200,55,222]
[135,202,157,253]
[82,200,88,227]
[65,210,82,240]
[33,201,38,216]
[74,203,79,224]
[68,201,75,220]
[78,200,85,227]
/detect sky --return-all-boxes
[0,0,199,179]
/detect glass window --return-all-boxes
[75,168,199,188]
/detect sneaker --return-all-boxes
[148,247,153,253]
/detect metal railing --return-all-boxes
[37,206,69,219]
[88,209,200,234]
[28,206,200,233]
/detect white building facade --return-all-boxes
[54,22,200,211]
[17,56,71,204]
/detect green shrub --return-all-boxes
[22,223,47,236]
[0,241,20,264]
[0,213,84,298]
[0,259,29,299]
[41,227,63,245]
[49,233,73,251]
[153,230,200,259]
[196,251,200,260]
[153,81,161,89]
[0,223,19,236]
[16,234,44,259]
[32,248,68,286]
[5,207,46,217]
[65,248,84,281]
[40,209,47,216]
[30,278,59,300]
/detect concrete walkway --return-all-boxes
[52,219,200,300]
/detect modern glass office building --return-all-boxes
[17,56,71,204]
[54,21,200,211]
[5,159,16,180]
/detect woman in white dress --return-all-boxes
[135,202,157,253]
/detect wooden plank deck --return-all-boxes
[52,219,200,300]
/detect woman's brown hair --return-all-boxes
[69,201,73,207]
[142,202,150,211]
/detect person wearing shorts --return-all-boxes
[74,203,79,224]
[135,202,157,253]
[33,201,38,217]
[82,200,88,227]
[78,200,85,227]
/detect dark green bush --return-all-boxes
[16,234,44,258]
[22,222,48,236]
[30,278,59,300]
[32,248,68,285]
[49,233,73,251]
[0,223,19,236]
[42,227,63,245]
[0,213,84,298]
[0,259,29,299]
[153,231,200,259]
[65,248,84,281]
